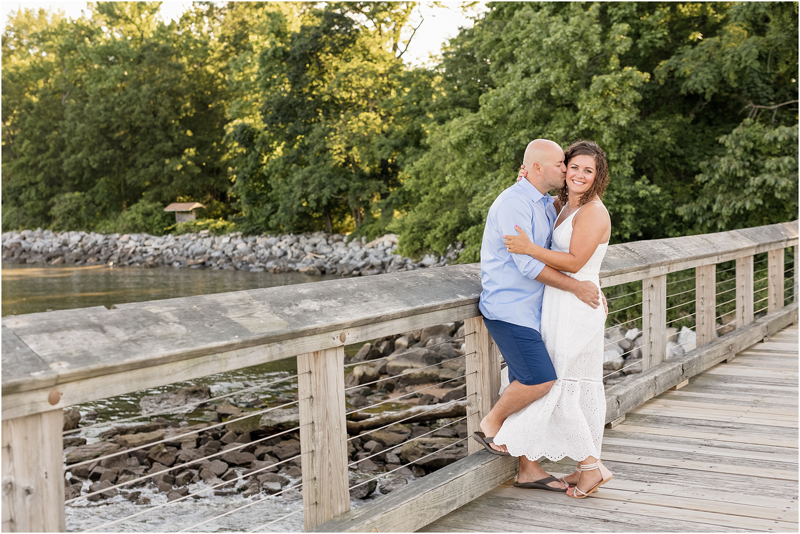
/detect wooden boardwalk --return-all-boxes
[422,325,799,533]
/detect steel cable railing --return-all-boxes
[667,287,696,299]
[346,373,468,418]
[666,299,697,313]
[606,288,642,302]
[62,372,298,436]
[177,480,306,533]
[345,353,466,393]
[343,335,466,370]
[249,509,304,533]
[67,422,304,504]
[605,301,643,315]
[83,449,307,531]
[347,435,471,494]
[348,411,469,470]
[350,392,468,445]
[66,396,303,471]
[666,273,696,286]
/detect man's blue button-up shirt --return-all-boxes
[478,179,557,332]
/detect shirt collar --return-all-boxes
[517,179,553,206]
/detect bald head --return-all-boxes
[522,139,566,193]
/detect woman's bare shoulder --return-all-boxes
[574,201,610,226]
[551,195,563,212]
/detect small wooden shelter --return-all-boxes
[164,202,205,223]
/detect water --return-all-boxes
[2,263,336,317]
[1,263,362,532]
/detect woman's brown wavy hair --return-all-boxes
[558,140,609,207]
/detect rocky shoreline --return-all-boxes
[63,321,654,507]
[2,228,462,276]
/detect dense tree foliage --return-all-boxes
[2,2,797,259]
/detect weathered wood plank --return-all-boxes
[298,347,349,530]
[604,303,798,423]
[620,412,799,442]
[2,303,479,420]
[640,398,798,417]
[660,390,799,408]
[696,264,717,347]
[312,451,518,532]
[611,423,797,449]
[573,476,797,513]
[629,405,798,428]
[736,255,754,328]
[493,485,797,531]
[464,317,500,455]
[769,248,785,313]
[598,221,797,287]
[423,492,753,533]
[600,451,797,481]
[702,366,799,380]
[602,436,798,464]
[642,275,667,371]
[1,411,65,532]
[540,457,798,501]
[588,486,797,523]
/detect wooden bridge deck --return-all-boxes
[422,325,799,533]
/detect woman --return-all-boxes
[493,140,613,499]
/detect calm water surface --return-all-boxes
[2,262,336,316]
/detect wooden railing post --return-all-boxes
[696,264,717,347]
[736,256,754,328]
[297,347,349,531]
[465,316,501,455]
[768,248,785,313]
[641,275,666,371]
[795,246,799,305]
[2,410,65,532]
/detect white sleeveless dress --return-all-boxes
[494,202,608,462]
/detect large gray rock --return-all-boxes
[349,479,377,500]
[368,427,411,448]
[397,368,441,385]
[419,325,451,345]
[666,327,679,343]
[63,408,81,431]
[114,429,166,448]
[399,438,459,465]
[259,407,299,431]
[66,442,122,465]
[602,351,624,372]
[677,327,696,352]
[350,364,380,386]
[666,341,685,359]
[385,348,440,375]
[139,386,211,415]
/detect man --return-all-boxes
[473,139,601,491]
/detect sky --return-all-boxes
[1,1,486,67]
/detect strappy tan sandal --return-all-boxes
[565,460,613,499]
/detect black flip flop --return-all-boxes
[514,475,568,492]
[471,432,511,456]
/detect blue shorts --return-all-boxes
[482,317,557,386]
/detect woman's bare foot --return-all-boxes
[479,415,508,453]
[560,469,580,486]
[518,457,567,490]
[566,463,603,497]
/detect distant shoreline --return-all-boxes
[2,229,463,277]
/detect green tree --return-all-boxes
[395,2,798,262]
